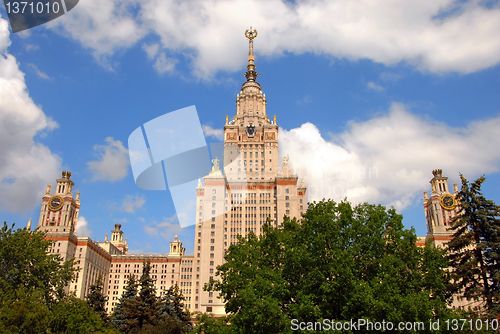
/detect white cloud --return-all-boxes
[121,194,146,213]
[47,0,147,68]
[27,63,51,80]
[379,72,402,82]
[87,137,129,182]
[24,44,39,51]
[279,103,500,211]
[46,0,500,78]
[113,217,128,223]
[367,81,384,92]
[76,215,92,237]
[0,17,11,52]
[0,16,61,213]
[144,214,186,240]
[143,43,159,59]
[202,124,224,140]
[108,194,146,213]
[153,52,177,74]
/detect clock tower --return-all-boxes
[37,171,80,235]
[423,169,459,247]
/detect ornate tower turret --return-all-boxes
[424,169,459,247]
[223,27,279,180]
[37,171,80,234]
[110,224,128,254]
[168,235,185,257]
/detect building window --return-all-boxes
[285,196,289,200]
[285,189,289,194]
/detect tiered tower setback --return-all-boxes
[193,27,307,314]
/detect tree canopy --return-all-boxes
[86,272,109,323]
[0,222,116,333]
[446,174,500,316]
[205,200,458,333]
[111,261,193,333]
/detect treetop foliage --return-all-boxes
[111,260,193,333]
[0,222,76,307]
[446,174,500,316]
[0,222,116,333]
[204,200,458,333]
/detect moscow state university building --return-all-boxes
[35,29,307,315]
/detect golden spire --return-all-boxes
[244,27,258,82]
[27,218,32,230]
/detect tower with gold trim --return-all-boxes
[37,171,80,236]
[423,169,459,247]
[193,28,307,315]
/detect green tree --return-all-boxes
[0,222,113,333]
[86,272,108,322]
[0,222,76,306]
[111,274,140,332]
[192,313,231,334]
[446,174,500,315]
[135,260,160,330]
[112,261,165,333]
[0,288,52,334]
[51,296,118,334]
[0,222,77,333]
[205,200,457,333]
[157,284,193,333]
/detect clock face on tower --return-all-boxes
[440,194,457,211]
[246,124,256,138]
[48,195,64,211]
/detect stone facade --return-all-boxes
[33,31,477,316]
[192,30,307,314]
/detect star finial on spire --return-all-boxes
[244,27,258,82]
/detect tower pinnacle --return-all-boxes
[244,27,258,82]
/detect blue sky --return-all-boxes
[1,0,499,255]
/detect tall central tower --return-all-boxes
[192,28,307,314]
